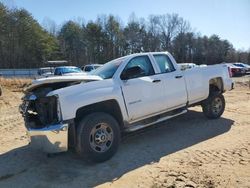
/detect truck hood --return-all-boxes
[26,75,102,92]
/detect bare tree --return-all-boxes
[147,15,161,51]
[178,17,191,34]
[157,13,181,51]
[42,17,57,35]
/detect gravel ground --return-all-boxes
[0,77,249,188]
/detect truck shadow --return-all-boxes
[0,110,234,187]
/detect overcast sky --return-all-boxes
[1,0,250,50]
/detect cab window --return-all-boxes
[84,66,94,72]
[153,54,175,73]
[121,56,155,79]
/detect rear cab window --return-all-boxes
[54,68,61,75]
[84,66,94,72]
[153,54,176,73]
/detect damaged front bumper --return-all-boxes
[27,123,68,153]
[19,92,68,153]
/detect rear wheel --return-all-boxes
[202,93,225,119]
[76,112,120,162]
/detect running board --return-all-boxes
[125,109,187,132]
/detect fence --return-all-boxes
[0,69,38,78]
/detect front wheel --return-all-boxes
[202,93,225,119]
[76,112,120,162]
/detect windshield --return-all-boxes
[41,69,52,74]
[234,64,244,67]
[38,68,54,75]
[91,58,124,79]
[54,67,82,75]
[94,65,102,69]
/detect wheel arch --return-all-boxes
[209,77,224,94]
[75,99,124,129]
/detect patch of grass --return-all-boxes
[0,77,31,91]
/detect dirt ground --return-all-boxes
[0,77,249,188]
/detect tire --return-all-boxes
[76,112,120,162]
[202,92,225,119]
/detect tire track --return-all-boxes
[181,146,250,166]
[152,170,215,188]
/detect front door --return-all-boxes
[120,55,167,121]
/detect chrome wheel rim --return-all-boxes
[89,123,113,153]
[212,97,223,115]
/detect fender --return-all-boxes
[48,79,129,122]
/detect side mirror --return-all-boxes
[121,66,144,80]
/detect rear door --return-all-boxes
[120,55,167,121]
[152,54,187,109]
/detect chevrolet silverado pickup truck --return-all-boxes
[19,52,234,162]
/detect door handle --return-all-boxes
[152,79,161,83]
[175,75,183,79]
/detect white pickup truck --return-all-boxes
[20,52,233,162]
